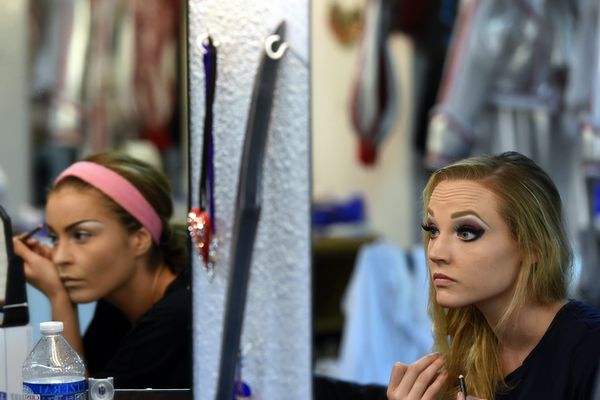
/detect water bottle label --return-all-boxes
[23,380,87,400]
[2,391,29,400]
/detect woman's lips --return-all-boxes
[61,277,83,288]
[433,272,456,286]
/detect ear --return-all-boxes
[129,227,154,256]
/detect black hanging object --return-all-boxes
[215,21,288,400]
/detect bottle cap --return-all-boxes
[40,321,64,334]
[88,378,115,400]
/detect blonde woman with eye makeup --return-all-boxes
[386,151,600,400]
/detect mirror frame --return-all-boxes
[0,205,29,327]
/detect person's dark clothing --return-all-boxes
[83,268,192,389]
[496,299,600,399]
[313,300,600,400]
[83,299,131,374]
[313,375,387,400]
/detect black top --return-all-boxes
[496,299,600,399]
[313,300,600,400]
[313,375,387,400]
[83,268,192,389]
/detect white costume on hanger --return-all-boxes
[336,241,432,385]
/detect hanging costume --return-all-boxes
[29,0,181,153]
[349,0,398,165]
[336,242,432,385]
[425,0,576,169]
[388,0,459,156]
[568,0,600,307]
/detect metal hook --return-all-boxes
[197,33,220,54]
[265,34,288,60]
[196,34,208,53]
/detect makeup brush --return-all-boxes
[459,374,468,397]
[19,224,44,242]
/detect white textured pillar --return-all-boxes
[188,1,310,399]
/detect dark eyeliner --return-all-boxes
[421,223,440,238]
[456,225,485,241]
[421,223,434,232]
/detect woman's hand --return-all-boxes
[12,237,65,299]
[14,236,82,355]
[387,353,448,400]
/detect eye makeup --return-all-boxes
[421,221,485,242]
[421,223,435,233]
[421,223,439,238]
[455,223,485,241]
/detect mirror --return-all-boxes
[0,205,29,327]
[28,0,187,207]
[0,206,8,308]
[25,3,188,278]
[0,0,190,389]
[113,389,193,400]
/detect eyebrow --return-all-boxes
[451,210,482,219]
[50,220,101,234]
[426,209,491,227]
[451,210,491,228]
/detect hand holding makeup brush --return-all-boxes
[456,375,485,400]
[13,224,61,299]
[19,223,44,242]
[387,353,448,400]
[15,224,52,259]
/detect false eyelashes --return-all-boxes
[421,223,485,242]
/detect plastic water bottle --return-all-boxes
[22,321,87,400]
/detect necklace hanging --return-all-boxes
[188,34,218,279]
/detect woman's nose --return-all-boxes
[51,241,71,266]
[428,235,450,265]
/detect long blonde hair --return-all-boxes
[423,152,572,399]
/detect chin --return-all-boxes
[436,292,471,309]
[67,289,97,304]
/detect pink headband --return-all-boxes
[54,161,162,244]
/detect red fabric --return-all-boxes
[133,0,181,150]
[359,140,377,165]
[140,125,172,151]
[392,2,435,37]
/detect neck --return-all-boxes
[107,262,177,322]
[149,263,173,304]
[480,299,567,375]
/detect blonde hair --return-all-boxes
[423,152,572,399]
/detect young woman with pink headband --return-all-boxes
[13,151,191,389]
